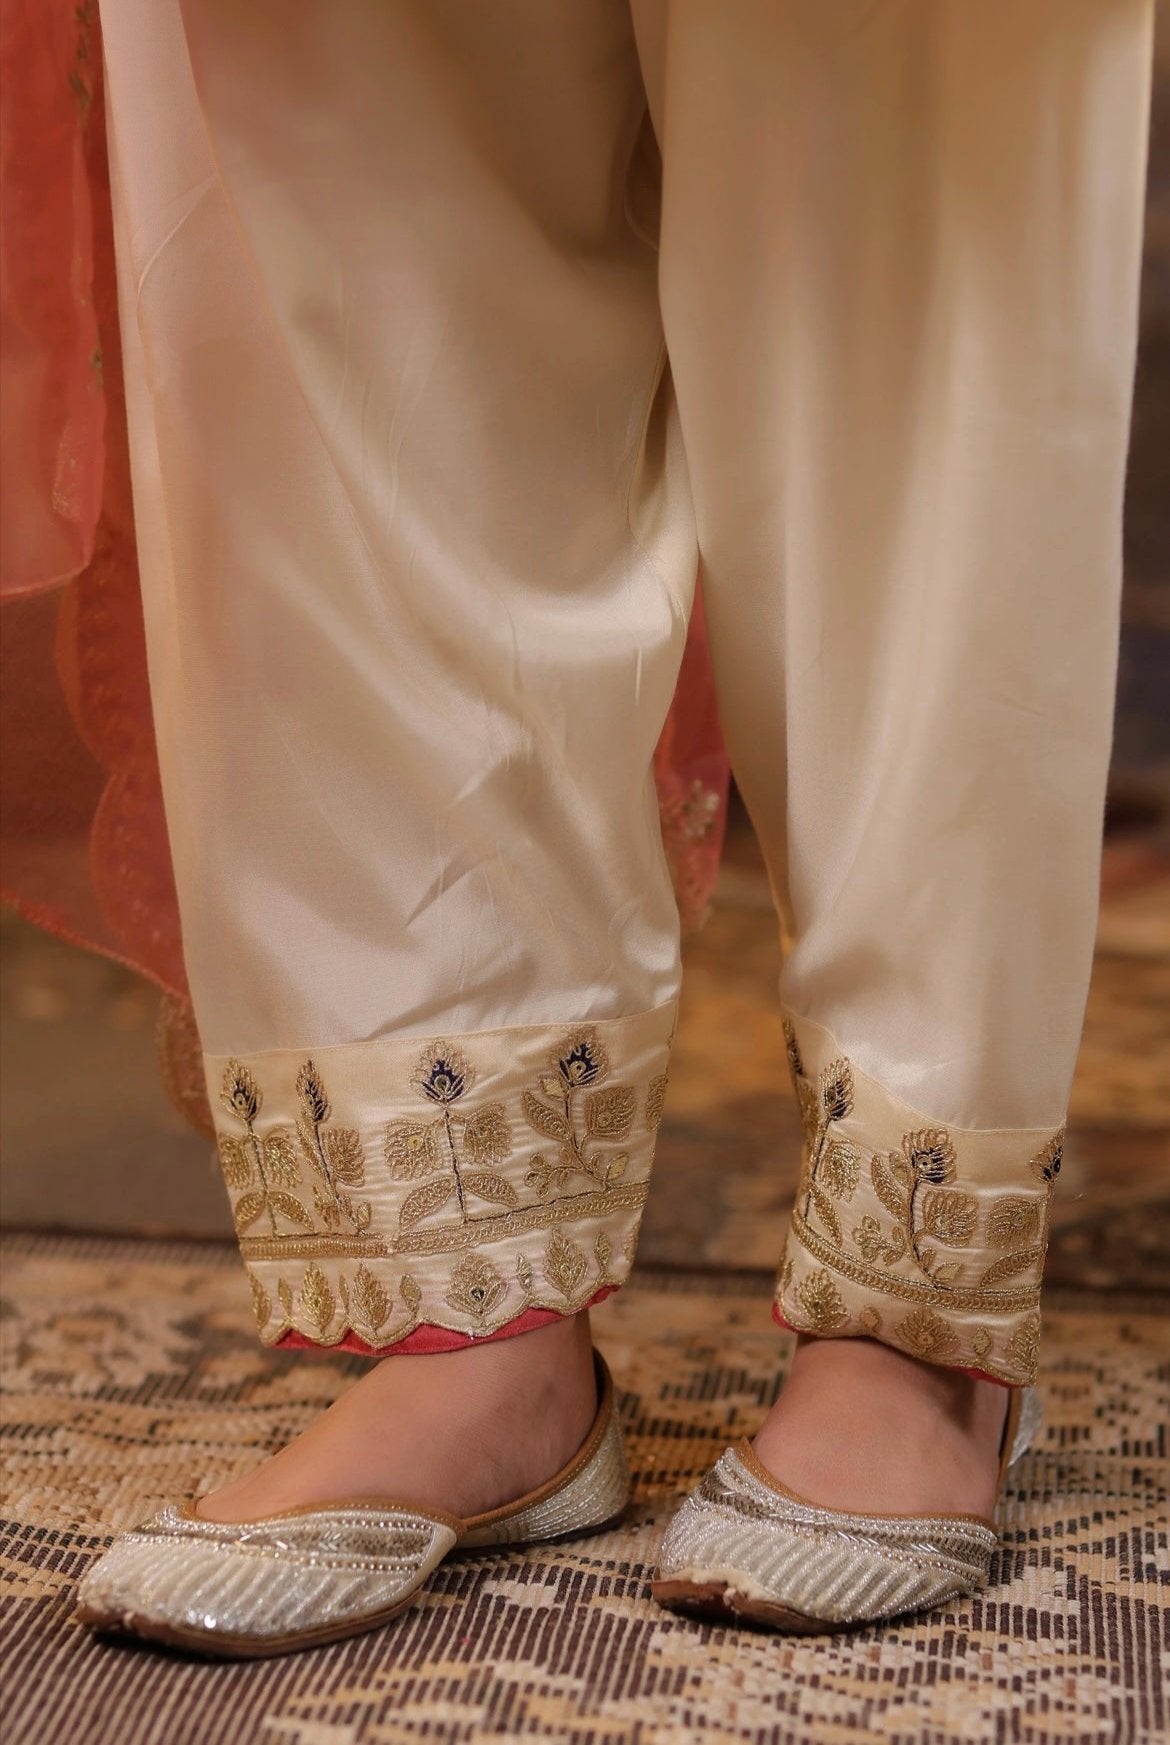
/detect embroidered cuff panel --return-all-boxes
[775,1010,1062,1387]
[205,1005,677,1351]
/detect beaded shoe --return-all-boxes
[75,1351,627,1658]
[651,1383,1043,1632]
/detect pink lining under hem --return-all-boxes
[771,1302,1015,1389]
[277,1285,617,1358]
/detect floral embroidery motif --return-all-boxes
[523,1029,635,1199]
[216,1009,675,1351]
[791,1037,857,1249]
[778,1011,1063,1385]
[795,1268,848,1333]
[1030,1133,1064,1184]
[895,1307,960,1364]
[218,1059,370,1239]
[383,1043,516,1232]
[338,1264,393,1340]
[544,1230,590,1300]
[445,1252,508,1324]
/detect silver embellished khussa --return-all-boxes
[652,1385,1043,1631]
[75,1505,459,1654]
[75,1351,629,1658]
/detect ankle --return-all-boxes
[751,1334,1011,1518]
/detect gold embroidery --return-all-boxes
[294,1062,371,1233]
[523,1028,634,1198]
[391,1182,649,1257]
[895,1307,960,1363]
[248,1271,271,1333]
[782,1017,804,1084]
[299,1263,336,1336]
[338,1263,392,1339]
[383,1121,438,1179]
[979,1244,1047,1289]
[921,1189,979,1247]
[645,1072,669,1131]
[793,1208,1041,1313]
[987,1197,1043,1249]
[820,1140,861,1202]
[1030,1132,1064,1184]
[383,1043,513,1232]
[794,1269,849,1333]
[808,1185,843,1247]
[544,1230,590,1300]
[779,1013,1058,1385]
[464,1105,511,1168]
[446,1253,508,1323]
[241,1233,389,1262]
[214,1009,674,1350]
[796,1056,855,1234]
[852,1213,907,1268]
[1005,1313,1041,1376]
[216,1059,371,1240]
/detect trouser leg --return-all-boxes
[101,0,697,1351]
[634,0,1152,1383]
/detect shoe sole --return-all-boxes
[73,1592,418,1660]
[650,1576,849,1634]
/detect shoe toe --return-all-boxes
[653,1450,998,1629]
[76,1505,458,1652]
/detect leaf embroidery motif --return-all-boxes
[218,1136,252,1189]
[795,1269,848,1333]
[809,1183,843,1247]
[987,1197,1042,1249]
[979,1245,1046,1288]
[233,1191,266,1235]
[645,1072,669,1131]
[544,1231,589,1300]
[521,1091,571,1144]
[268,1191,313,1229]
[585,1085,636,1142]
[248,1271,271,1331]
[818,1059,854,1124]
[921,1188,979,1247]
[871,1153,912,1221]
[262,1131,301,1190]
[820,1140,862,1202]
[463,1104,511,1167]
[347,1263,392,1336]
[384,1121,439,1180]
[399,1177,455,1229]
[300,1263,335,1335]
[461,1170,519,1208]
[324,1126,365,1185]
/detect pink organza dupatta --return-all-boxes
[0,0,729,1133]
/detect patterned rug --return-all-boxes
[1,1234,1167,1745]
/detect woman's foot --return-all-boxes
[751,1335,1011,1520]
[196,1310,599,1524]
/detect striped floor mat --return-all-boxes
[1,1234,1166,1745]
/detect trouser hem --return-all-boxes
[206,1005,676,1352]
[772,1009,1062,1388]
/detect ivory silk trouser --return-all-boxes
[102,0,1151,1385]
